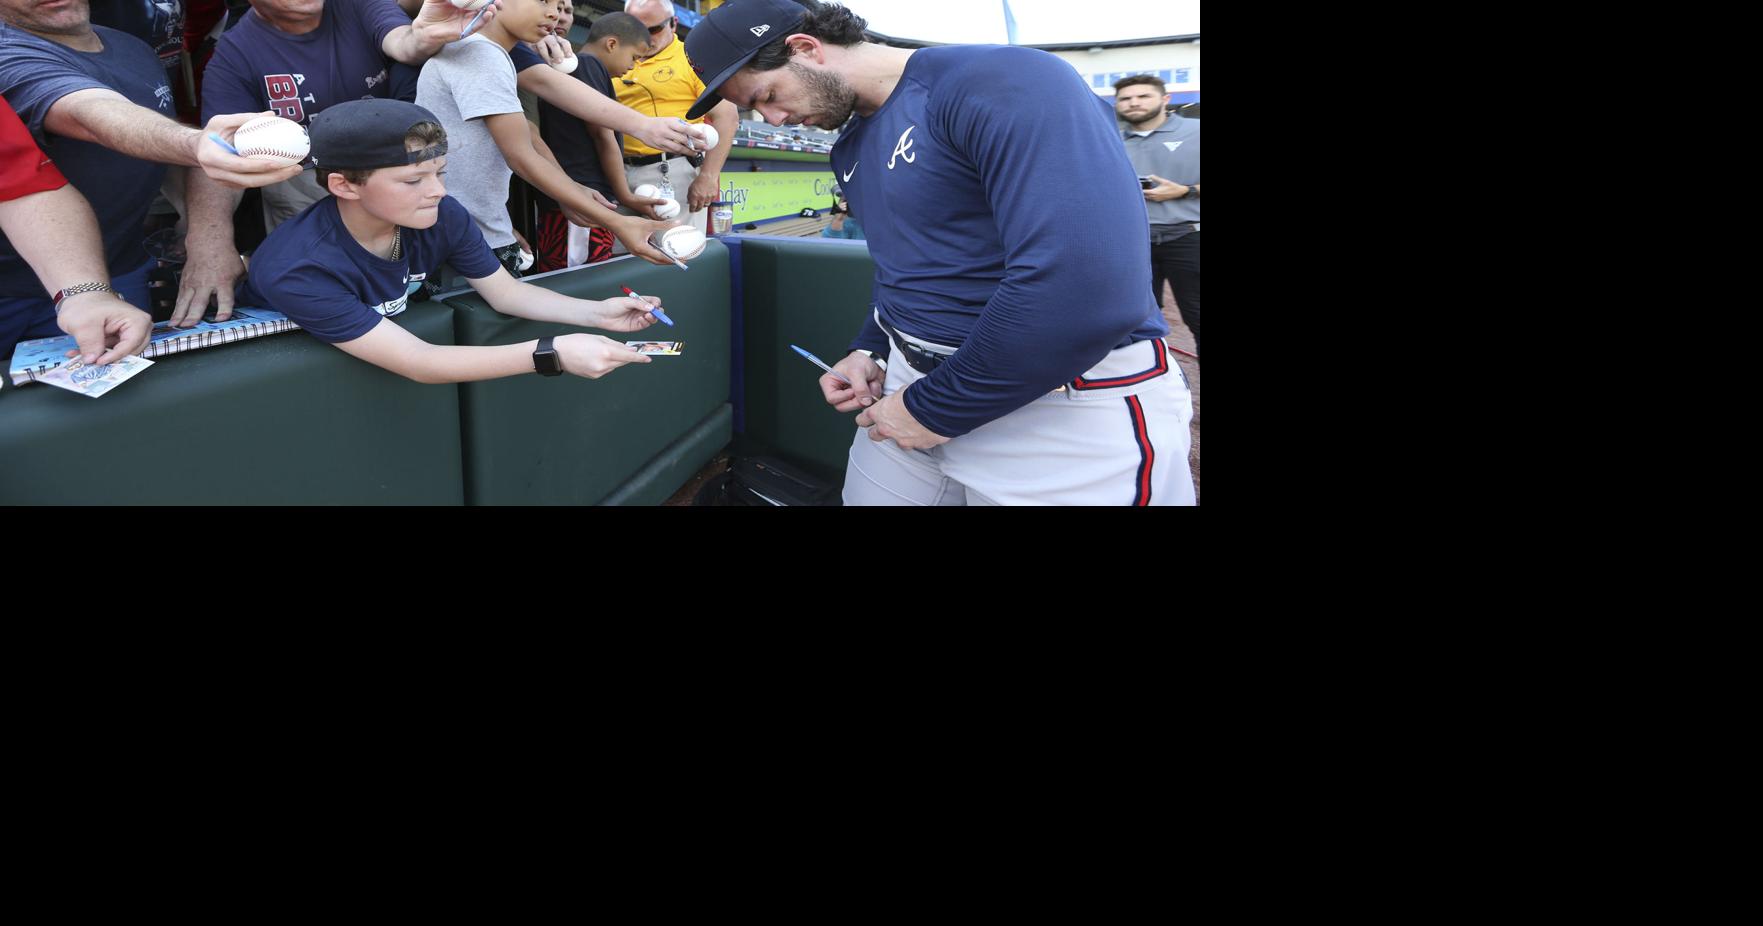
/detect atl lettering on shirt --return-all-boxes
[240,196,500,344]
[201,0,409,124]
[829,46,1167,438]
[0,23,169,295]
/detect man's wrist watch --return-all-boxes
[534,336,563,376]
[858,349,887,370]
[52,281,119,313]
[1183,184,1200,199]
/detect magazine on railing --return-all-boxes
[6,306,302,388]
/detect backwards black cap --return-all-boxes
[683,0,808,120]
[310,99,447,171]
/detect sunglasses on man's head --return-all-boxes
[648,17,674,35]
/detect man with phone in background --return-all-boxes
[1116,74,1199,356]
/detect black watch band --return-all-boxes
[534,336,563,376]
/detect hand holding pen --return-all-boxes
[621,286,673,326]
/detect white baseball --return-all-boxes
[633,184,681,219]
[448,0,491,10]
[654,226,706,260]
[690,122,719,151]
[552,53,578,74]
[231,115,309,167]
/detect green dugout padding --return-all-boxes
[440,243,732,505]
[0,303,464,505]
[732,236,875,484]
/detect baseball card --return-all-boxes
[626,341,684,355]
[36,356,154,397]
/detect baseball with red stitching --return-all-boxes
[231,115,309,167]
[633,184,681,220]
[651,225,705,261]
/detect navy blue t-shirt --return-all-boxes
[0,23,169,302]
[201,0,408,124]
[536,53,620,202]
[831,45,1167,438]
[241,195,500,344]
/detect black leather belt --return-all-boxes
[624,153,668,166]
[876,315,953,375]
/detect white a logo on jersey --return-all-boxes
[888,125,916,169]
[750,24,770,37]
[1165,141,1184,151]
[842,162,858,182]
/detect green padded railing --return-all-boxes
[732,237,875,484]
[0,302,464,505]
[439,243,733,505]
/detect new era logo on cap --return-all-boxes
[682,0,807,121]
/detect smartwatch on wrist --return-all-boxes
[533,336,563,376]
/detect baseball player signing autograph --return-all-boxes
[685,0,1194,506]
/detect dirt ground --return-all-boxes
[664,286,1199,505]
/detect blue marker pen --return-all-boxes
[206,133,240,155]
[621,286,673,326]
[790,344,852,386]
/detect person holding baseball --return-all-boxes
[1,0,301,362]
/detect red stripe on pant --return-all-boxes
[1126,395,1155,506]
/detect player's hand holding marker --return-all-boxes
[820,350,886,412]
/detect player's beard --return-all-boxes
[787,60,857,130]
[1118,106,1160,126]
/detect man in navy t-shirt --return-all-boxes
[684,0,1196,505]
[241,98,663,383]
[179,0,504,327]
[0,0,302,363]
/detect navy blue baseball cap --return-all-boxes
[310,99,447,171]
[683,0,808,120]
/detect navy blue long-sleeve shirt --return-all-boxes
[833,45,1167,438]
